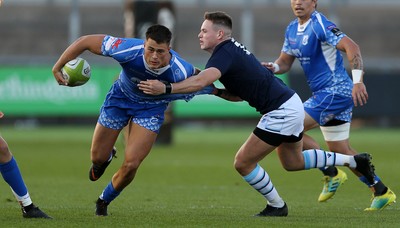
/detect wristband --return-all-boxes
[269,62,280,73]
[351,69,363,84]
[164,82,172,94]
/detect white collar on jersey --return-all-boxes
[297,18,312,32]
[142,55,171,75]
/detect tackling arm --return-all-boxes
[139,67,221,95]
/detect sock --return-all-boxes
[99,181,121,203]
[319,166,338,177]
[243,164,284,208]
[302,149,356,170]
[0,157,32,207]
[359,175,386,195]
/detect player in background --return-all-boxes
[52,25,214,216]
[0,112,52,219]
[138,11,379,216]
[262,0,396,210]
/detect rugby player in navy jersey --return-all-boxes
[139,11,383,216]
[52,25,213,216]
[262,0,395,211]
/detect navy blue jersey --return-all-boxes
[206,38,295,114]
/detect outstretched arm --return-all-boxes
[261,52,295,74]
[52,34,105,86]
[337,36,368,107]
[139,67,221,95]
[139,67,242,102]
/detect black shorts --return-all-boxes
[253,127,303,147]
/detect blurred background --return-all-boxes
[1,0,400,138]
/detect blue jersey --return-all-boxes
[101,36,212,104]
[282,11,353,97]
[207,38,295,114]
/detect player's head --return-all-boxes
[198,11,232,53]
[290,0,317,20]
[145,24,172,45]
[144,25,172,69]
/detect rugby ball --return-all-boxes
[61,58,91,87]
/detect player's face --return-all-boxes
[198,20,220,53]
[144,38,171,69]
[291,0,317,23]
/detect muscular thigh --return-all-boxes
[124,122,158,163]
[91,123,121,161]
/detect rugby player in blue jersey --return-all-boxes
[0,111,52,219]
[52,25,213,216]
[262,0,395,211]
[139,11,381,216]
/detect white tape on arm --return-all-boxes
[351,69,363,84]
[269,62,280,73]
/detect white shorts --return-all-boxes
[256,93,304,137]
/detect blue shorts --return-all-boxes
[98,82,168,133]
[304,91,353,126]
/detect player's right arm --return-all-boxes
[213,88,243,102]
[52,35,105,85]
[261,52,295,74]
[139,67,221,95]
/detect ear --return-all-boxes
[218,30,224,39]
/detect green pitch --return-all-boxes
[0,125,399,227]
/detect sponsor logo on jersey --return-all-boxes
[330,27,343,37]
[112,39,125,49]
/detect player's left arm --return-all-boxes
[337,36,368,107]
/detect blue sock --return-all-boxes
[0,157,28,197]
[359,175,381,187]
[100,182,120,203]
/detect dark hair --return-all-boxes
[204,11,232,30]
[145,24,172,45]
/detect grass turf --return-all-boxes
[0,125,399,227]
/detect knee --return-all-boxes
[234,154,253,176]
[0,144,8,155]
[90,152,104,164]
[0,138,10,156]
[90,148,111,164]
[119,161,140,179]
